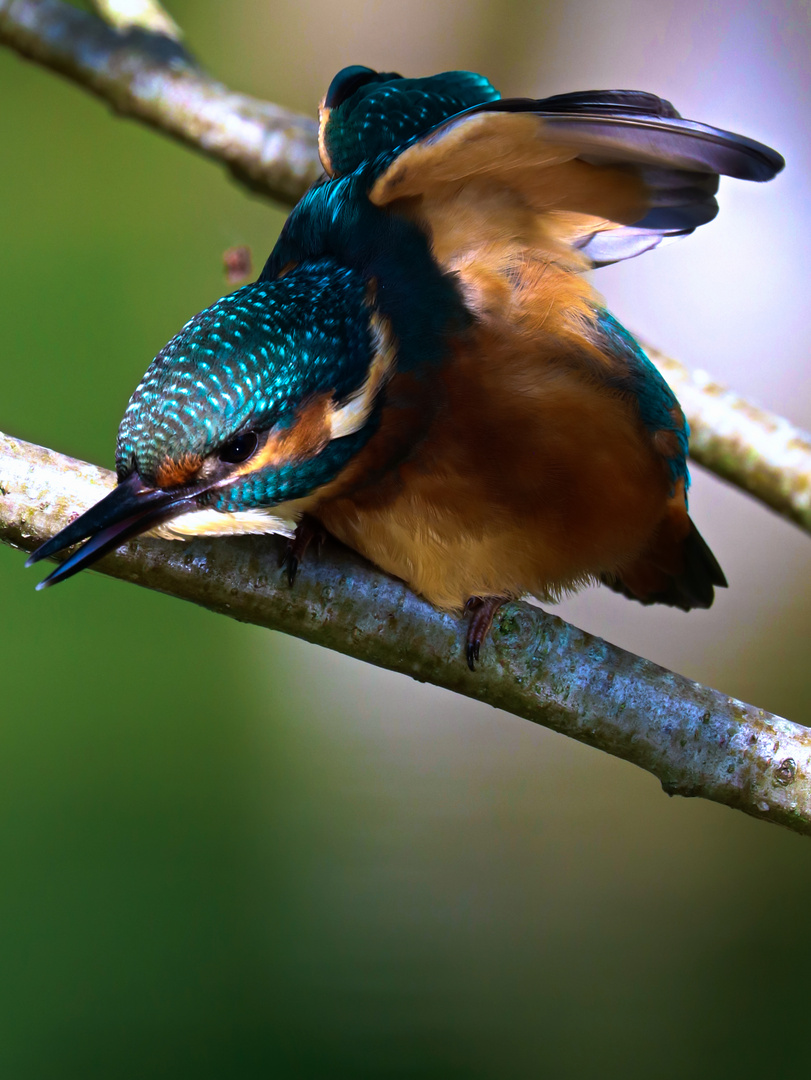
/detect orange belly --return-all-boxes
[312,325,674,612]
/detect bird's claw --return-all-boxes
[280,515,325,586]
[281,550,300,587]
[464,595,508,671]
[466,637,481,672]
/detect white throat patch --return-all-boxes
[148,508,297,541]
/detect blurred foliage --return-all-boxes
[2,2,811,1078]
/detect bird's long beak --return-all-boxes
[26,472,197,589]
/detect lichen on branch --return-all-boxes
[1,430,810,837]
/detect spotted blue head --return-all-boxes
[27,258,396,587]
[318,65,501,177]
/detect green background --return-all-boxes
[2,1,810,1076]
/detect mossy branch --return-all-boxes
[2,430,810,836]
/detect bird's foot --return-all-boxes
[463,595,509,671]
[280,515,325,586]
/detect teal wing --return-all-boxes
[589,307,728,609]
[591,308,689,491]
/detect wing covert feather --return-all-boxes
[370,94,783,267]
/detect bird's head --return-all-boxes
[28,261,394,587]
[317,64,500,177]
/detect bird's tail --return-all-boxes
[602,517,727,611]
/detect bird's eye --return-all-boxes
[218,431,259,464]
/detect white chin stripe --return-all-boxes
[147,508,298,540]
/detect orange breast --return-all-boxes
[312,318,674,613]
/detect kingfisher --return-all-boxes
[27,66,784,668]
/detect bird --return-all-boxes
[27,65,784,668]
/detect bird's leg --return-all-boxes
[463,595,509,671]
[280,514,325,586]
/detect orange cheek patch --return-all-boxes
[155,453,203,488]
[234,393,333,480]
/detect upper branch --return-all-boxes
[1,429,810,838]
[648,344,811,534]
[0,0,322,202]
[90,0,182,41]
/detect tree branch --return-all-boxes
[646,343,811,534]
[2,2,810,837]
[90,0,182,41]
[0,0,322,202]
[2,429,810,837]
[2,0,810,537]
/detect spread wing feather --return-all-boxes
[369,90,783,268]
